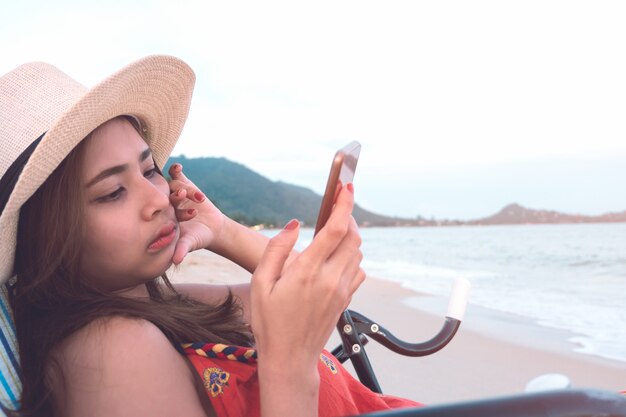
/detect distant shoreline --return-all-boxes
[252,203,626,230]
[356,202,626,228]
[260,218,626,231]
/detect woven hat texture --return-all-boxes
[0,55,195,283]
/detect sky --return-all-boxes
[2,0,626,219]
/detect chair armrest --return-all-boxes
[356,389,626,417]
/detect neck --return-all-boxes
[114,283,150,299]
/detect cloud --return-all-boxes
[3,0,626,217]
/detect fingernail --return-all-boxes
[187,209,195,215]
[194,191,205,202]
[347,183,354,193]
[284,219,299,230]
[176,189,183,197]
[176,163,183,171]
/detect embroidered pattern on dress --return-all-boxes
[319,353,338,375]
[181,342,257,363]
[203,367,230,397]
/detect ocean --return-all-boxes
[279,223,626,363]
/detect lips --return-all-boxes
[148,223,177,250]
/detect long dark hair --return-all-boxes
[8,117,253,416]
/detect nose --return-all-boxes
[139,176,170,221]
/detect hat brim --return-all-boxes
[0,55,195,283]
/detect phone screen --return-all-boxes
[314,141,361,235]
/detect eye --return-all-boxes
[97,187,125,203]
[144,167,159,179]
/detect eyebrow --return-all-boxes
[86,148,153,188]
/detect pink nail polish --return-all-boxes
[347,183,354,193]
[194,192,205,202]
[187,209,195,215]
[284,219,299,230]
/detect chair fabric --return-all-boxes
[0,284,20,413]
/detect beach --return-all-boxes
[168,249,626,406]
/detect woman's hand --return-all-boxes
[250,183,365,417]
[168,163,225,265]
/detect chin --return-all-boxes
[150,256,175,278]
[149,242,177,269]
[159,261,174,277]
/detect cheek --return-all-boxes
[88,219,136,251]
[81,209,140,268]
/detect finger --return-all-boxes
[169,180,206,204]
[321,217,363,303]
[335,241,363,281]
[305,184,355,260]
[168,163,185,180]
[353,268,366,293]
[169,163,193,184]
[343,263,366,297]
[341,268,365,310]
[252,219,300,290]
[342,295,353,312]
[341,218,365,292]
[337,266,366,312]
[324,243,363,304]
[168,165,206,203]
[172,236,192,265]
[174,207,197,222]
[170,189,193,215]
[327,215,361,259]
[169,186,187,203]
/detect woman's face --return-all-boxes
[79,118,178,292]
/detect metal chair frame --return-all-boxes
[329,279,626,417]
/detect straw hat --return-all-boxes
[0,55,195,284]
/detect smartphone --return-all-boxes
[313,141,361,236]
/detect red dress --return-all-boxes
[183,342,423,417]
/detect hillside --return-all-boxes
[164,156,626,227]
[164,156,401,227]
[468,203,626,225]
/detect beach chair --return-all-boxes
[0,285,20,414]
[0,282,624,417]
[330,277,471,393]
[360,389,626,416]
[332,278,626,416]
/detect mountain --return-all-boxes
[164,156,626,227]
[468,203,626,225]
[164,156,403,227]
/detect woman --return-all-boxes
[0,56,420,416]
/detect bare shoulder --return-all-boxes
[52,316,210,417]
[57,316,169,360]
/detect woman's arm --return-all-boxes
[167,164,296,320]
[207,216,283,273]
[252,184,365,417]
[168,165,365,416]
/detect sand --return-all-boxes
[167,250,626,406]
